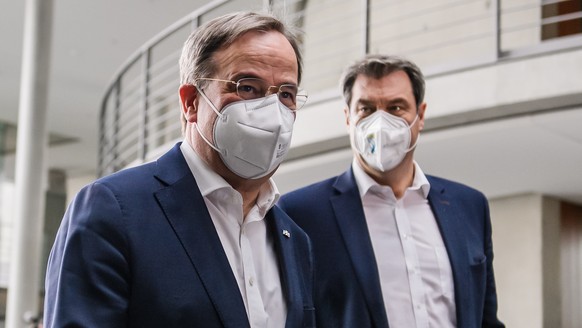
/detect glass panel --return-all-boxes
[542,0,582,40]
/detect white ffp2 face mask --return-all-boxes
[195,91,295,179]
[352,111,419,172]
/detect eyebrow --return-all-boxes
[386,98,409,106]
[229,72,259,81]
[354,99,374,108]
[230,72,298,87]
[356,97,410,107]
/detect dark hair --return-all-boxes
[339,54,425,108]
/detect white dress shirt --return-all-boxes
[181,141,286,328]
[352,160,456,328]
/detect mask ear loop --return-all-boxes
[195,86,223,117]
[405,114,420,152]
[194,123,222,153]
[349,113,372,162]
[193,86,224,154]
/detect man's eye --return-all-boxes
[280,91,293,99]
[239,85,258,94]
[389,106,402,111]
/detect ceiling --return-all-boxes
[0,0,216,177]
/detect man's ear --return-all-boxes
[179,84,198,123]
[418,102,427,131]
[344,106,351,132]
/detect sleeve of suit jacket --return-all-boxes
[44,182,130,327]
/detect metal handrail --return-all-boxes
[99,0,230,176]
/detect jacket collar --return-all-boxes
[153,143,250,328]
[154,143,307,327]
[426,176,471,327]
[331,168,390,328]
[268,206,312,327]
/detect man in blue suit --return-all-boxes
[44,12,314,327]
[279,55,504,328]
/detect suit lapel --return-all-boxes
[331,170,390,328]
[153,144,249,328]
[267,207,302,328]
[426,177,469,327]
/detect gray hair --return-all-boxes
[179,11,303,132]
[179,11,303,86]
[339,54,425,109]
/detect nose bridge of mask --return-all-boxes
[224,93,281,115]
[355,111,408,136]
[379,111,409,128]
[221,94,289,131]
[352,110,408,127]
[246,93,279,110]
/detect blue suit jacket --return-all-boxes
[44,143,315,328]
[278,168,504,328]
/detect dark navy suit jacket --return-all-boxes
[278,168,504,328]
[44,143,315,328]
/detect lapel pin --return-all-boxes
[282,230,290,238]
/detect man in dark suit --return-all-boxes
[279,55,504,328]
[44,12,314,328]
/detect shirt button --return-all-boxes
[249,277,254,286]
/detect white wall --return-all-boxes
[65,174,96,206]
[489,193,561,328]
[0,182,15,288]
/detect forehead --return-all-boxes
[212,30,299,84]
[351,70,414,104]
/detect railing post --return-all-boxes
[98,96,105,177]
[191,16,199,31]
[138,50,151,162]
[363,0,371,55]
[113,79,121,173]
[494,0,501,59]
[98,0,231,175]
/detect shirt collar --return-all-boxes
[180,140,280,211]
[180,140,231,197]
[255,179,280,217]
[352,159,431,199]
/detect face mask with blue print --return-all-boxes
[353,111,418,172]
